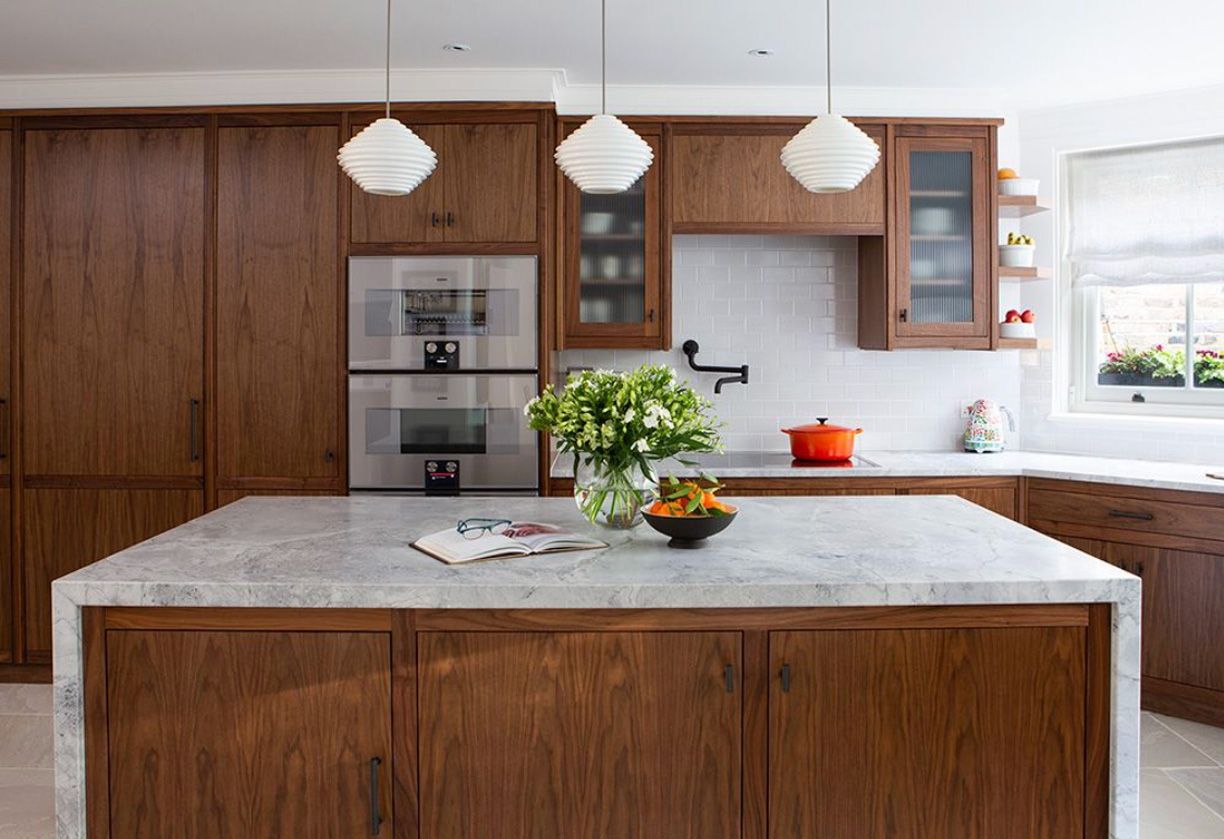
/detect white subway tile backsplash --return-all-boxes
[556,235,1023,453]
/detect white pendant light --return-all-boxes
[781,0,880,194]
[338,0,437,196]
[554,0,653,194]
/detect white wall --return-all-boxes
[1016,83,1224,463]
[556,235,1023,453]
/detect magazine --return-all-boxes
[412,521,608,565]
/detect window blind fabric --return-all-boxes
[1065,136,1224,287]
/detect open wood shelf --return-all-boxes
[997,194,1049,217]
[999,265,1051,280]
[997,336,1040,350]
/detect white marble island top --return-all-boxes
[52,495,1142,839]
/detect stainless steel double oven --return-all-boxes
[348,256,539,493]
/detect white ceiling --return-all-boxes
[2,0,1223,110]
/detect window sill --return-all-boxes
[1048,409,1224,430]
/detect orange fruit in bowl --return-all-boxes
[997,167,1019,180]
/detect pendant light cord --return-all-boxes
[384,0,392,119]
[825,0,832,114]
[601,0,607,115]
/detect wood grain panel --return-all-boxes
[83,608,109,839]
[0,489,9,662]
[216,125,340,482]
[106,630,392,838]
[349,123,445,244]
[0,130,10,478]
[216,488,338,507]
[22,488,202,655]
[443,122,537,243]
[1029,484,1224,545]
[670,125,885,231]
[1105,542,1224,692]
[418,631,741,839]
[22,127,205,476]
[770,626,1086,839]
[104,607,391,632]
[908,486,1017,519]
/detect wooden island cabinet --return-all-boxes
[80,604,1110,839]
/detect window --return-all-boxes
[1064,136,1224,416]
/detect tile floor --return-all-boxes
[1,682,1223,837]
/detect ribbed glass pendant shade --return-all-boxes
[338,117,437,197]
[555,113,654,195]
[781,114,880,194]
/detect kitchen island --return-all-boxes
[52,495,1140,838]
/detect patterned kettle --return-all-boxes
[963,399,1014,454]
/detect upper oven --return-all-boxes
[349,256,537,371]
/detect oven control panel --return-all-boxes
[423,341,459,370]
[425,460,461,495]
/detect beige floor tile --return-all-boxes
[0,768,54,839]
[0,715,53,770]
[0,686,53,716]
[1141,769,1224,838]
[1168,767,1224,822]
[1157,713,1224,766]
[1143,712,1218,769]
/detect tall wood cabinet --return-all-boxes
[22,126,207,477]
[0,128,11,663]
[216,119,343,491]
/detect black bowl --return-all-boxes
[641,509,738,548]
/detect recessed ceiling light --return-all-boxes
[748,48,774,57]
[443,43,471,52]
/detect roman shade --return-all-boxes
[1065,135,1224,287]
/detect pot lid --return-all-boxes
[782,417,863,434]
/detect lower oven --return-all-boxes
[349,374,539,493]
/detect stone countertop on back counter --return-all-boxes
[52,495,1141,838]
[551,449,1224,495]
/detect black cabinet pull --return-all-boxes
[724,664,734,693]
[189,398,201,463]
[1108,509,1154,522]
[324,449,336,464]
[369,757,383,835]
[780,663,791,693]
[446,211,455,227]
[899,308,908,323]
[431,212,440,227]
[0,397,7,460]
[647,308,655,323]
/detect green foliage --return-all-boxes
[526,365,723,480]
[1099,345,1184,381]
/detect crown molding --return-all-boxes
[0,67,565,109]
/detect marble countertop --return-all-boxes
[551,450,1224,495]
[53,494,1137,611]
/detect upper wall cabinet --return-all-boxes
[22,125,207,477]
[558,120,666,350]
[351,116,539,247]
[669,122,886,234]
[216,120,342,487]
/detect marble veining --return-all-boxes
[552,449,1224,496]
[52,495,1141,838]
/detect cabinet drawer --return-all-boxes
[1028,486,1224,544]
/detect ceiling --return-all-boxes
[2,0,1222,110]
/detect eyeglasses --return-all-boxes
[457,518,512,540]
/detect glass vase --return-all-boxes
[572,460,657,529]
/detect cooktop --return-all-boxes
[683,451,880,470]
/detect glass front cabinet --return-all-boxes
[558,121,666,349]
[894,133,993,348]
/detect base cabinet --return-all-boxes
[105,629,392,838]
[83,606,1108,839]
[418,631,741,838]
[770,627,1086,838]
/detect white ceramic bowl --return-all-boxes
[998,178,1039,196]
[581,212,615,235]
[1000,321,1036,339]
[999,244,1036,267]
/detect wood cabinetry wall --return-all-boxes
[0,104,554,669]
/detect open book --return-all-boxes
[412,522,608,565]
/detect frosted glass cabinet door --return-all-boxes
[896,136,990,341]
[562,126,662,348]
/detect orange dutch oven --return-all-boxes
[780,418,863,462]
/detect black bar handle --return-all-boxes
[430,212,440,227]
[724,664,734,694]
[189,398,201,463]
[1108,509,1154,522]
[369,757,383,835]
[0,397,7,460]
[446,211,455,227]
[780,664,791,693]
